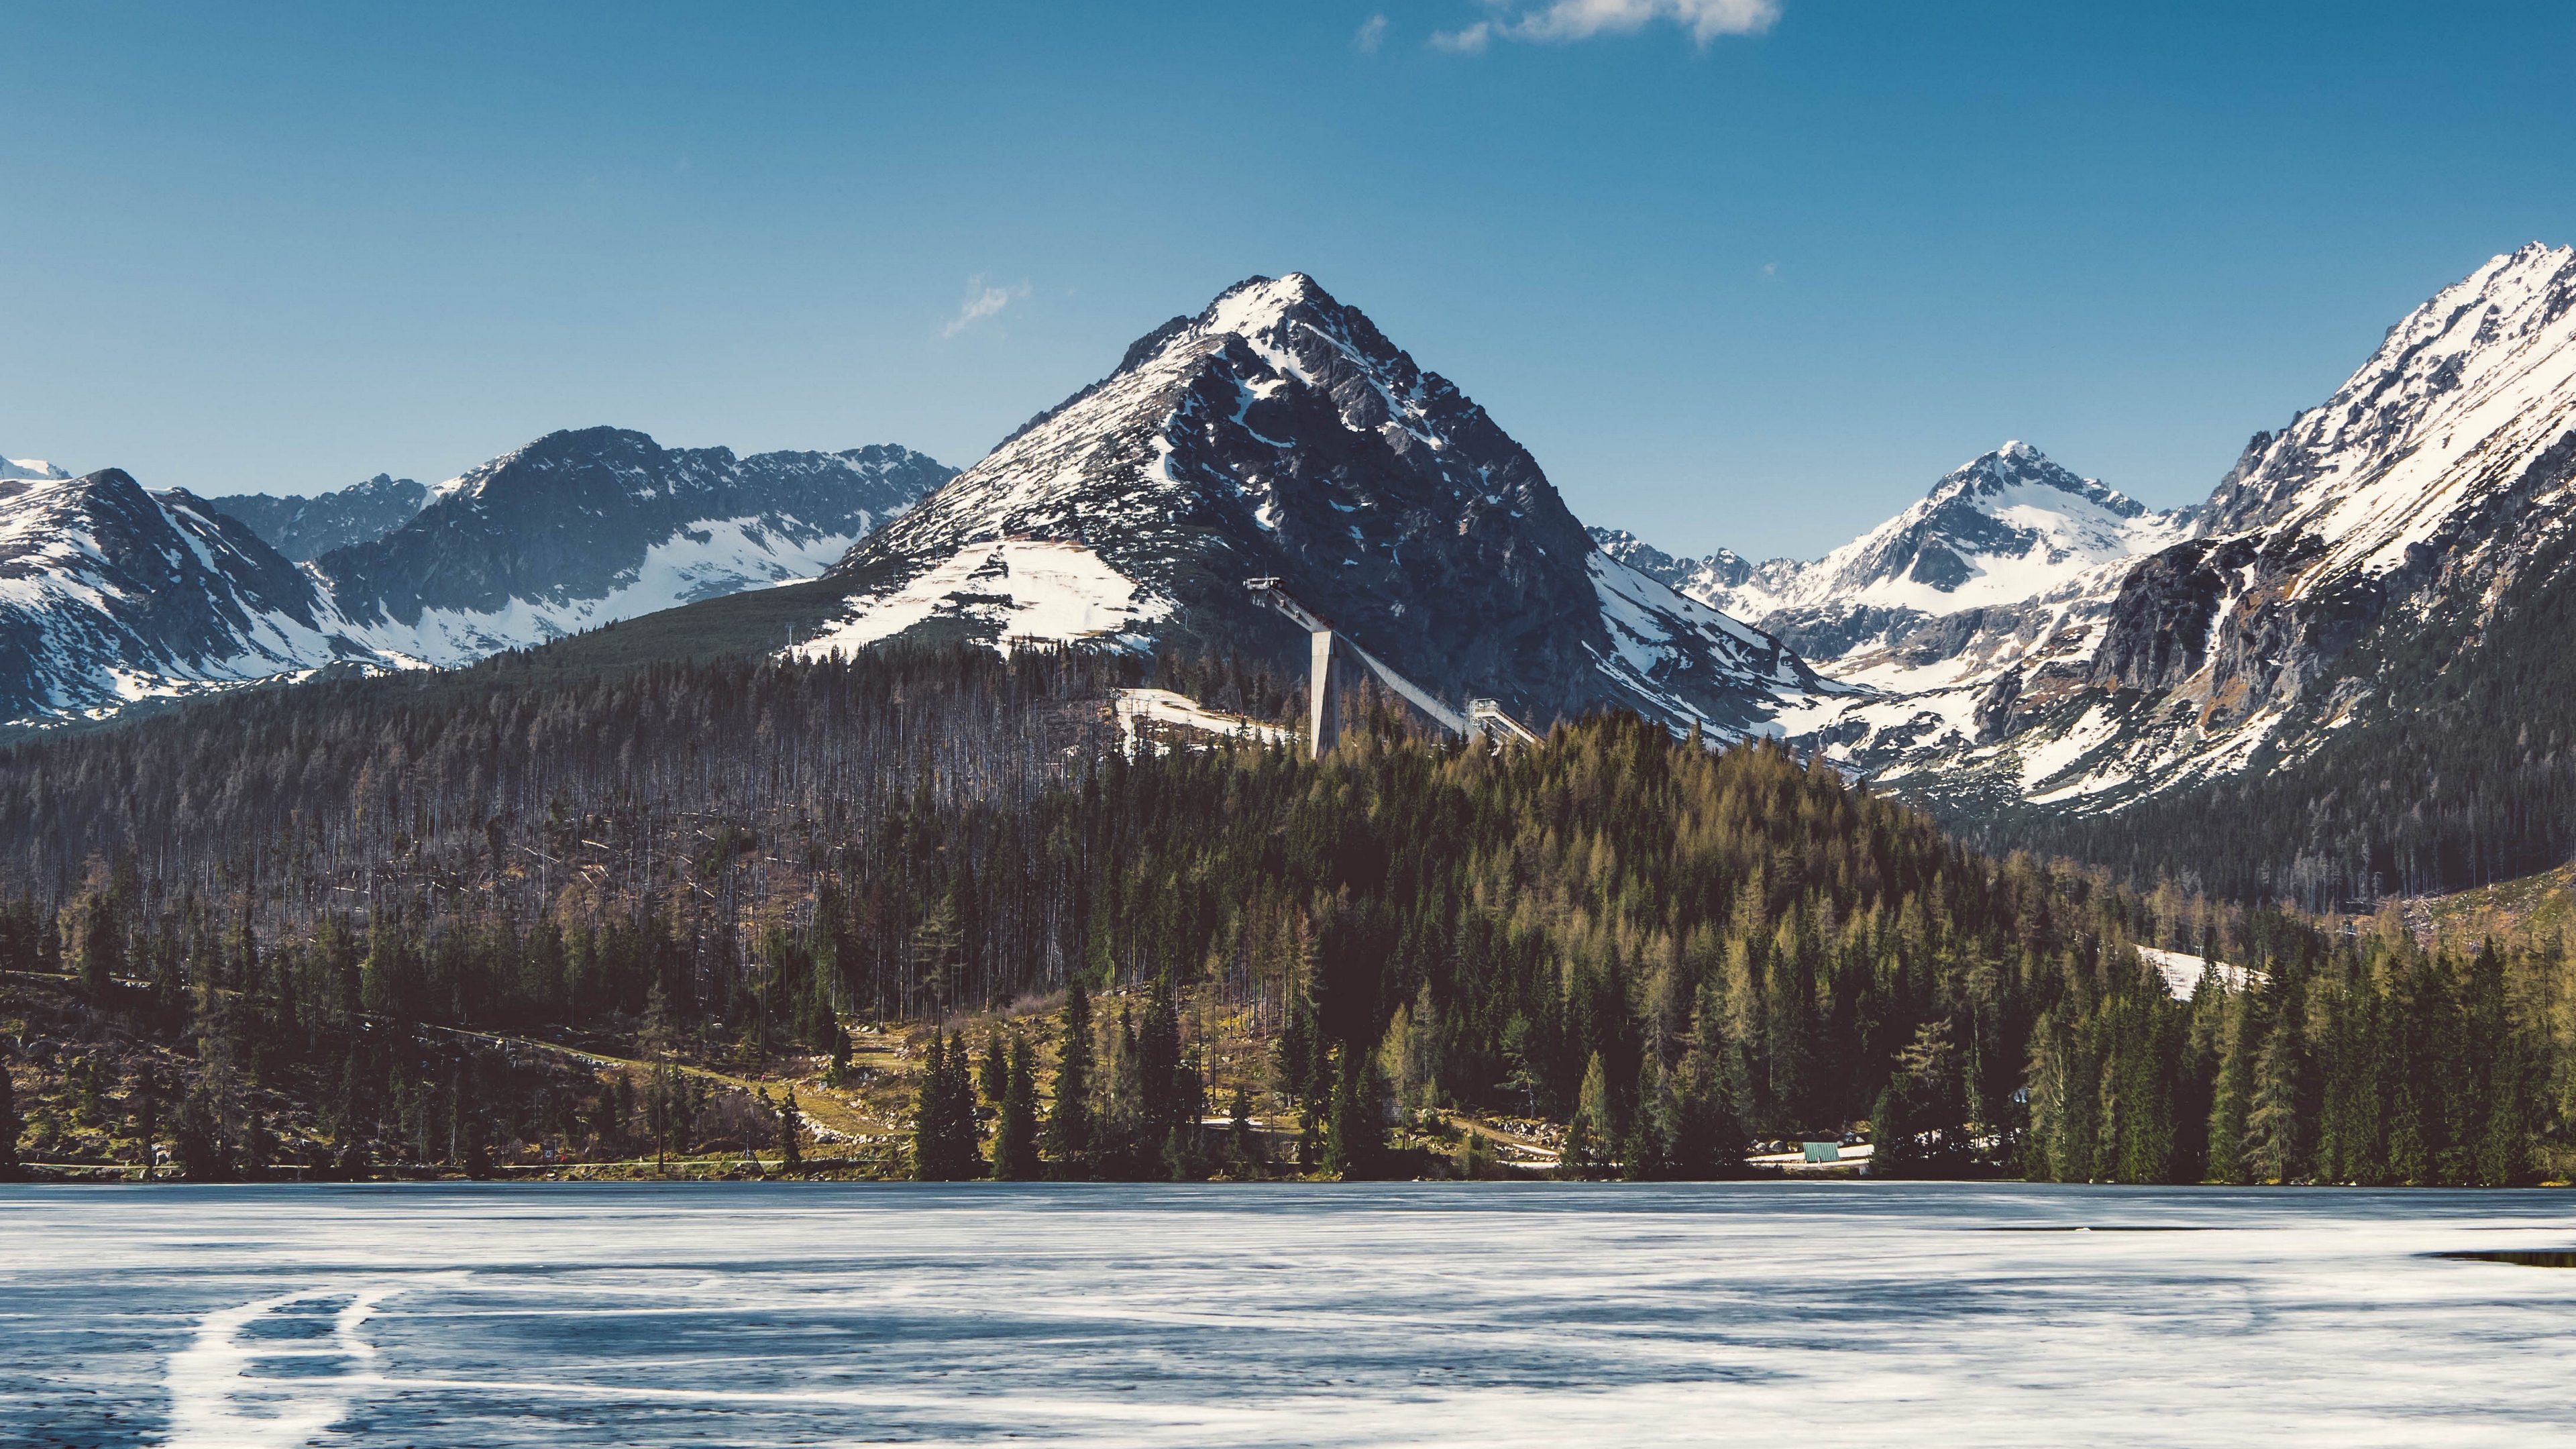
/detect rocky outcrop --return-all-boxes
[209,473,427,560]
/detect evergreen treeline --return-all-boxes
[1,643,2567,1183]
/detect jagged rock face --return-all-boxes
[0,470,353,720]
[321,429,951,661]
[1591,529,1760,598]
[209,474,428,560]
[815,274,1828,735]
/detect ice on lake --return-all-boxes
[3,1181,2574,1446]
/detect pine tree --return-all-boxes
[1324,1046,1383,1181]
[2204,987,2256,1185]
[1042,979,1095,1179]
[980,1026,1008,1108]
[992,1034,1040,1181]
[80,895,121,1000]
[912,892,964,1014]
[2243,1008,2306,1185]
[777,1089,806,1175]
[1560,1051,1613,1180]
[174,1088,227,1181]
[1620,1056,1674,1182]
[1228,1083,1260,1178]
[0,1053,19,1180]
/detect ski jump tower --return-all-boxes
[1244,578,1540,759]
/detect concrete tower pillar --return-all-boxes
[1308,628,1337,759]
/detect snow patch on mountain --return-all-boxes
[796,540,1169,659]
[2,456,70,482]
[350,513,885,665]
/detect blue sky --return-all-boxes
[6,2,2573,559]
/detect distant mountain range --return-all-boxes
[10,243,2575,898]
[0,432,952,722]
[1599,241,2576,851]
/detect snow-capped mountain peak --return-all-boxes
[816,272,1832,737]
[2,455,71,482]
[1795,441,2190,618]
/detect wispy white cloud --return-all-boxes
[1430,19,1492,52]
[1435,0,1780,51]
[1354,13,1390,52]
[942,274,1030,337]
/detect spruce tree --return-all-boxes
[911,1028,987,1181]
[1228,1083,1260,1178]
[980,1026,1008,1108]
[1324,1047,1384,1180]
[777,1089,806,1175]
[174,1089,227,1181]
[1560,1052,1613,1179]
[992,1034,1040,1180]
[0,1053,19,1180]
[910,1030,951,1180]
[1042,979,1095,1179]
[943,1028,986,1178]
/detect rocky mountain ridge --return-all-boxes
[0,430,953,722]
[803,272,1834,737]
[209,473,429,560]
[0,468,360,720]
[1602,241,2576,819]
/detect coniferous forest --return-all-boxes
[0,642,2568,1185]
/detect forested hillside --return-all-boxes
[0,644,2567,1185]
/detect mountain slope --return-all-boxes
[1599,443,2197,797]
[3,455,70,482]
[315,429,952,665]
[1954,241,2576,816]
[1609,242,2576,839]
[208,473,428,559]
[0,470,364,720]
[803,273,1829,735]
[0,431,953,723]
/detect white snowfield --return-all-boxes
[1112,687,1294,753]
[794,539,1172,659]
[352,511,893,668]
[0,473,373,721]
[2138,946,2270,1002]
[2237,242,2576,586]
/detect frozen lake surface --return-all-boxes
[3,1181,2574,1446]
